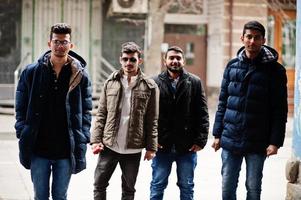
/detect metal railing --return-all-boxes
[99,56,117,80]
[93,57,117,96]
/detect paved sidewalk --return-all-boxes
[0,114,293,200]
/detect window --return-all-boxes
[282,19,296,68]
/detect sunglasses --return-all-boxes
[121,57,138,63]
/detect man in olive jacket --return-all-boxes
[91,42,159,200]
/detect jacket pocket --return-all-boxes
[19,125,34,169]
[106,89,119,112]
[133,91,150,112]
[19,125,32,141]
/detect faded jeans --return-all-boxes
[30,155,72,200]
[221,149,266,200]
[150,149,197,200]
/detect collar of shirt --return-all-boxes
[168,75,179,91]
[121,75,138,88]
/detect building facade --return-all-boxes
[0,0,296,113]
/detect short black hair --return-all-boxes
[121,42,142,58]
[164,46,185,59]
[50,23,72,40]
[243,21,265,38]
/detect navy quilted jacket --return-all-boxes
[15,50,92,173]
[213,45,288,153]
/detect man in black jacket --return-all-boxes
[150,46,209,200]
[212,21,288,200]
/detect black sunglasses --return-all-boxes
[121,57,137,63]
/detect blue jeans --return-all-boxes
[150,149,197,200]
[30,155,72,200]
[221,149,266,200]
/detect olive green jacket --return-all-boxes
[91,69,159,151]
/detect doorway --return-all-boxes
[163,24,207,88]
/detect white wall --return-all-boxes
[207,0,225,88]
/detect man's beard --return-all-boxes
[167,66,183,73]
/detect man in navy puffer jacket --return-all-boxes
[15,23,92,200]
[212,21,288,200]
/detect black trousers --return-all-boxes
[93,147,141,200]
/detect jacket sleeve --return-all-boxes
[81,71,93,143]
[145,82,159,152]
[14,67,31,138]
[193,78,209,148]
[212,66,230,138]
[269,64,288,147]
[90,81,108,144]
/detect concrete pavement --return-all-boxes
[0,114,293,200]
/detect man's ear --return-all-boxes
[119,56,123,65]
[162,58,167,67]
[138,58,143,65]
[48,41,51,48]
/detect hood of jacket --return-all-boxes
[237,45,279,64]
[37,50,86,67]
[37,50,87,92]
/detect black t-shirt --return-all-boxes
[34,61,71,159]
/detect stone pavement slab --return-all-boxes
[0,114,15,134]
[0,136,292,200]
[0,113,294,199]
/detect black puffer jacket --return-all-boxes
[154,69,209,153]
[213,45,288,154]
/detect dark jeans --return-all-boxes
[221,149,266,200]
[93,147,141,200]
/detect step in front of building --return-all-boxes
[0,99,14,115]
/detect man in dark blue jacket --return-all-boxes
[15,23,92,200]
[150,46,209,200]
[212,21,288,200]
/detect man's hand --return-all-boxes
[144,150,156,161]
[91,143,104,154]
[189,144,202,152]
[211,138,221,152]
[266,145,278,157]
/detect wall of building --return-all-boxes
[293,0,301,157]
[206,0,268,90]
[285,1,300,199]
[207,0,224,89]
[0,0,21,84]
[223,0,267,64]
